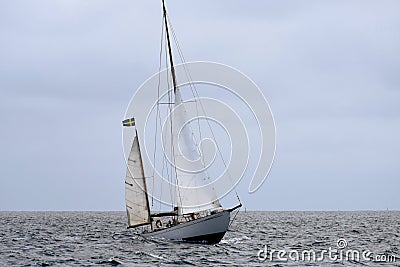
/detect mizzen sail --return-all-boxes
[125,132,151,227]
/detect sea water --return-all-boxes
[0,211,399,266]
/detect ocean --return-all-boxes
[0,211,399,266]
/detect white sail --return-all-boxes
[173,88,221,214]
[125,133,151,227]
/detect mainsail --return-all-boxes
[125,132,151,227]
[173,88,222,214]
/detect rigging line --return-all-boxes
[193,77,241,203]
[170,89,183,211]
[160,101,172,211]
[162,6,183,211]
[152,16,165,208]
[164,35,181,211]
[172,44,240,204]
[168,23,205,163]
[157,87,169,211]
[168,16,210,182]
[168,17,203,135]
[228,208,241,229]
[168,24,225,209]
[168,17,240,204]
[164,31,175,209]
[168,17,238,204]
[156,32,172,211]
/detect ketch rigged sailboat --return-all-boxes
[123,0,241,244]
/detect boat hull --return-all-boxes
[141,211,230,244]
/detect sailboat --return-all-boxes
[123,0,241,244]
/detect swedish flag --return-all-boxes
[122,117,135,127]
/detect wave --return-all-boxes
[220,235,251,244]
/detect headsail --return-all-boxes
[173,88,222,215]
[125,132,151,228]
[161,0,222,215]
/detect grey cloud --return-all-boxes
[0,0,399,210]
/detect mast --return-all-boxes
[160,0,223,215]
[162,0,178,93]
[162,0,182,215]
[136,128,152,230]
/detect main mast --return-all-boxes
[162,0,178,93]
[161,0,182,216]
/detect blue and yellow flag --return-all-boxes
[122,117,135,127]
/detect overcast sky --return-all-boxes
[1,0,399,211]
